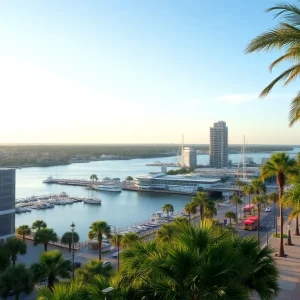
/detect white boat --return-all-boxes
[83,198,102,205]
[94,185,122,192]
[43,176,55,183]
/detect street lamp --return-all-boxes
[70,222,76,279]
[102,287,114,300]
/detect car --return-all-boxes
[112,252,119,258]
[102,261,112,267]
[264,207,271,212]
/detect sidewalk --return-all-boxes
[264,220,300,299]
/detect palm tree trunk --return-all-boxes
[117,244,120,271]
[249,194,251,215]
[69,241,71,252]
[188,212,191,222]
[200,206,204,222]
[229,218,232,226]
[296,215,300,236]
[273,201,276,229]
[22,234,25,242]
[44,243,47,251]
[15,293,19,300]
[98,240,102,260]
[257,204,260,240]
[236,204,238,225]
[278,181,286,257]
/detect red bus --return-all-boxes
[243,204,255,213]
[243,216,258,231]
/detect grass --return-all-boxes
[273,233,288,238]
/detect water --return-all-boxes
[15,148,299,240]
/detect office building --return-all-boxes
[182,147,197,169]
[0,168,15,244]
[209,121,228,168]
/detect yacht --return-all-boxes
[94,185,122,192]
[43,176,55,183]
[83,198,102,205]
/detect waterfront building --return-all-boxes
[134,172,221,193]
[182,147,197,169]
[0,168,16,244]
[209,121,228,168]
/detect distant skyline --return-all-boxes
[1,1,300,144]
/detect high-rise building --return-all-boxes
[182,147,197,169]
[209,121,228,168]
[0,168,15,244]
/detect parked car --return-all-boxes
[102,261,112,267]
[264,207,271,212]
[112,252,118,258]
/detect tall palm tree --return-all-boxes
[283,185,300,235]
[5,238,27,266]
[232,195,243,223]
[246,2,300,127]
[184,202,197,221]
[30,250,71,289]
[251,179,266,196]
[162,203,174,220]
[33,228,58,251]
[243,184,255,215]
[61,231,80,252]
[0,264,34,300]
[192,191,213,221]
[225,211,236,226]
[269,192,279,229]
[261,152,298,257]
[75,260,112,283]
[126,176,133,182]
[252,194,267,240]
[32,220,47,231]
[204,202,217,219]
[90,174,98,182]
[110,233,123,271]
[88,221,111,260]
[121,232,139,249]
[16,225,31,241]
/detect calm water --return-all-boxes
[15,148,299,240]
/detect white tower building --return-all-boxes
[182,147,197,169]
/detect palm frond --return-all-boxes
[269,46,300,71]
[267,3,300,27]
[289,91,300,126]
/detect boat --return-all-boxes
[83,198,102,205]
[43,176,56,183]
[94,185,122,192]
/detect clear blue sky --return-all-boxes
[0,0,299,144]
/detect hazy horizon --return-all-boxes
[1,1,300,144]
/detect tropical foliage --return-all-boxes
[184,202,197,221]
[32,220,47,231]
[192,191,215,222]
[231,195,243,221]
[88,221,111,260]
[61,231,80,252]
[246,2,300,126]
[33,228,58,251]
[0,244,11,272]
[225,211,236,226]
[90,174,98,182]
[30,250,71,289]
[261,152,298,257]
[162,203,174,219]
[5,238,27,266]
[16,225,31,241]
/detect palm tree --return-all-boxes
[88,221,111,260]
[269,192,279,230]
[16,225,31,241]
[0,264,34,300]
[121,232,139,249]
[261,152,298,257]
[251,179,266,196]
[0,244,10,272]
[61,231,80,252]
[32,220,47,231]
[5,238,27,266]
[192,191,214,221]
[81,274,112,300]
[156,223,176,242]
[243,184,255,215]
[246,3,300,127]
[110,233,123,271]
[235,178,244,196]
[75,260,112,283]
[231,195,243,223]
[35,281,82,300]
[204,202,217,219]
[252,194,267,240]
[162,203,174,220]
[117,222,279,299]
[225,211,236,226]
[30,250,71,289]
[90,174,98,182]
[184,202,197,221]
[283,185,300,235]
[33,228,58,251]
[126,176,133,183]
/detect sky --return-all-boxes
[0,0,299,145]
